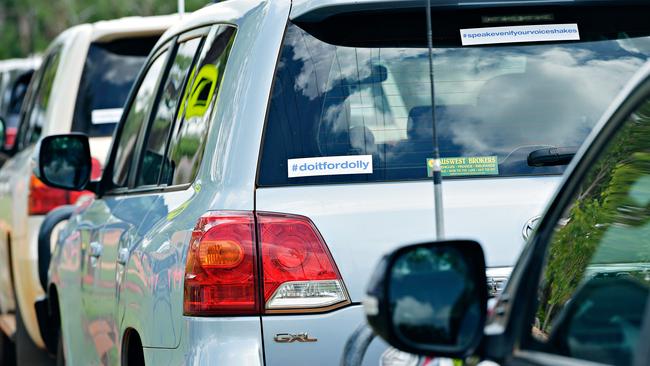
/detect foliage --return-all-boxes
[0,0,209,59]
[537,99,650,332]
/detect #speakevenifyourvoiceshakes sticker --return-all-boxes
[427,156,499,177]
[460,24,580,46]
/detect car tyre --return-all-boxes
[0,327,16,366]
[55,329,64,366]
[15,305,54,365]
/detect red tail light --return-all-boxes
[183,211,349,316]
[4,127,17,150]
[183,212,259,316]
[258,212,348,312]
[28,175,69,215]
[28,157,102,215]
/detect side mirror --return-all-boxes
[33,134,92,191]
[364,240,488,359]
[0,116,6,151]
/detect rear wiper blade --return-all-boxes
[527,147,578,167]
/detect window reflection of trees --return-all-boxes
[535,98,650,338]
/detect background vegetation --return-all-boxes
[0,0,209,59]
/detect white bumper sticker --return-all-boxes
[460,24,580,46]
[91,108,123,124]
[288,155,373,178]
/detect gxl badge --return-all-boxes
[274,333,318,343]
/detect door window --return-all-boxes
[136,36,204,187]
[111,49,169,188]
[529,97,650,365]
[17,48,61,150]
[162,26,236,186]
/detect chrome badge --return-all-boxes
[274,333,317,343]
[522,215,541,241]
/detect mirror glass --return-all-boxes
[389,245,482,349]
[0,117,5,150]
[41,136,90,189]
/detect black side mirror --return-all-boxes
[364,240,488,359]
[0,116,6,151]
[33,134,92,191]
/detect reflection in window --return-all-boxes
[19,49,61,149]
[259,22,650,186]
[163,26,236,186]
[531,98,650,365]
[112,50,168,188]
[137,37,204,187]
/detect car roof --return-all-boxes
[90,14,181,42]
[0,57,41,73]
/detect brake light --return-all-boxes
[28,175,69,215]
[183,211,349,316]
[183,212,259,316]
[258,212,348,312]
[28,157,102,215]
[4,127,16,150]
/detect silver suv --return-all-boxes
[34,0,650,364]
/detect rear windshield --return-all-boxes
[259,5,650,186]
[72,36,159,137]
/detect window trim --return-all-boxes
[101,40,175,196]
[504,74,650,362]
[132,31,209,190]
[101,24,239,197]
[15,46,62,152]
[129,39,181,190]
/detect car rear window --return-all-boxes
[72,36,159,137]
[258,5,650,186]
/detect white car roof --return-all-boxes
[0,57,41,73]
[90,14,182,42]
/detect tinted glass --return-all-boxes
[390,245,482,348]
[137,36,204,187]
[18,49,61,149]
[111,50,168,188]
[8,71,32,118]
[259,7,650,186]
[41,136,89,189]
[72,37,159,138]
[530,96,650,365]
[163,26,236,186]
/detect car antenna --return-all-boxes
[425,0,445,240]
[178,0,185,15]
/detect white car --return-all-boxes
[0,57,41,151]
[0,15,177,364]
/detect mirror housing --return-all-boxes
[33,133,92,191]
[0,116,6,151]
[364,240,488,359]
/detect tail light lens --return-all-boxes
[28,157,102,215]
[183,211,349,316]
[258,212,348,312]
[183,212,259,316]
[28,175,69,215]
[4,127,17,150]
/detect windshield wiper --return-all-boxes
[527,147,578,167]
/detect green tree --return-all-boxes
[0,0,208,59]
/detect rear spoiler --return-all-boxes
[291,0,648,22]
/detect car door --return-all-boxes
[0,46,61,318]
[116,25,237,350]
[500,76,650,366]
[79,43,172,365]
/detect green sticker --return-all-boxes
[427,156,499,177]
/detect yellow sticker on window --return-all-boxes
[427,156,499,177]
